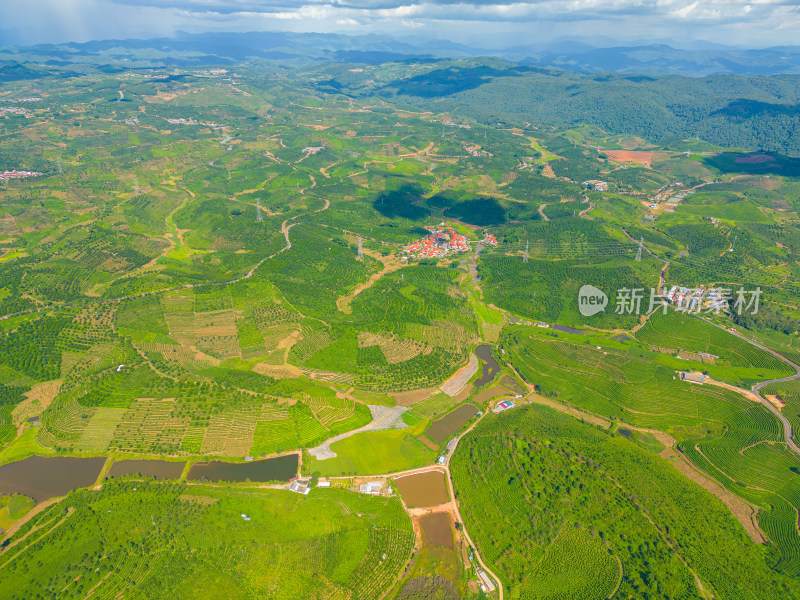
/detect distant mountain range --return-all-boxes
[1,31,800,77]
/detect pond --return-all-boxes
[426,403,480,444]
[0,456,106,503]
[419,512,454,549]
[186,454,298,483]
[107,459,186,480]
[552,324,584,335]
[474,345,500,386]
[394,470,449,508]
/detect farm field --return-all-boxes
[0,481,415,600]
[451,404,800,599]
[1,42,800,600]
[503,324,800,577]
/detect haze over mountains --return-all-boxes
[2,31,800,77]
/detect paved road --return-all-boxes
[700,317,800,456]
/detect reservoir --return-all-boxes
[395,470,449,508]
[186,454,298,483]
[426,403,480,444]
[0,456,106,503]
[474,344,500,386]
[107,459,186,480]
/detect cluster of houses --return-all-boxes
[3,97,41,103]
[462,144,491,157]
[0,170,42,183]
[582,179,608,191]
[165,118,224,128]
[482,232,498,246]
[665,286,728,313]
[0,107,32,117]
[403,227,471,259]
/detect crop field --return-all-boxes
[0,481,414,600]
[452,404,800,599]
[636,311,791,376]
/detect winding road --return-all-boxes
[701,316,800,456]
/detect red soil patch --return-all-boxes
[605,150,652,166]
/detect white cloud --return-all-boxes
[2,0,799,46]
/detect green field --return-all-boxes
[0,481,414,600]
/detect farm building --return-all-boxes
[287,480,311,495]
[680,371,706,384]
[477,569,496,592]
[317,481,331,488]
[358,481,382,495]
[493,400,515,413]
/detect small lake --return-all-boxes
[419,512,454,549]
[426,403,480,444]
[474,345,500,386]
[0,456,106,503]
[395,470,449,508]
[186,454,298,483]
[107,459,185,480]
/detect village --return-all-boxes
[665,285,731,314]
[402,226,497,259]
[0,169,43,183]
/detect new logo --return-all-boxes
[578,285,608,316]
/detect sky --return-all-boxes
[2,0,799,48]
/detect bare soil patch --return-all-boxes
[13,380,62,429]
[606,150,653,166]
[395,387,438,406]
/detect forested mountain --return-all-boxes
[366,62,800,156]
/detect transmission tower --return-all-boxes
[730,234,738,252]
[226,167,231,180]
[635,237,644,261]
[357,236,363,261]
[523,240,529,263]
[256,198,263,223]
[56,157,63,175]
[133,176,140,196]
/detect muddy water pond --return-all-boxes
[419,512,454,549]
[426,403,479,444]
[395,470,449,508]
[474,345,500,386]
[107,460,185,480]
[187,454,298,483]
[0,456,106,503]
[552,324,584,335]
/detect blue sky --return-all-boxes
[2,0,799,47]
